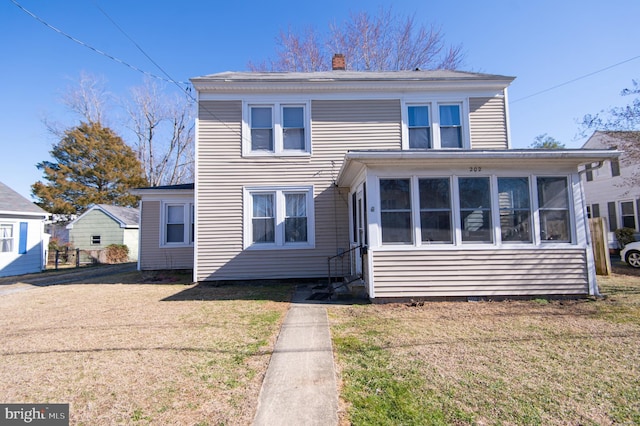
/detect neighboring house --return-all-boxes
[66,204,140,262]
[581,130,640,249]
[136,57,619,299]
[133,184,194,271]
[0,181,50,277]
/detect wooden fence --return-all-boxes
[589,217,611,275]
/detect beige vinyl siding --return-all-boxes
[138,200,193,270]
[195,99,401,281]
[371,248,588,298]
[469,96,508,149]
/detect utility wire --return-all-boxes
[10,0,185,85]
[92,2,188,89]
[12,0,245,142]
[90,2,246,142]
[511,54,640,104]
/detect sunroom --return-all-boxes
[337,149,620,300]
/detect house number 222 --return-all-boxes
[469,166,482,172]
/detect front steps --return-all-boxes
[308,275,368,301]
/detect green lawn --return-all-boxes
[329,268,640,425]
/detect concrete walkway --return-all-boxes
[253,287,339,426]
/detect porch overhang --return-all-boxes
[336,149,621,187]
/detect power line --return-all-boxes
[10,0,186,85]
[92,2,187,89]
[12,0,244,141]
[90,2,246,142]
[511,54,640,104]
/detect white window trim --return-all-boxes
[243,186,315,250]
[0,222,15,254]
[619,199,639,231]
[372,172,573,249]
[242,101,311,157]
[160,200,194,248]
[401,100,469,150]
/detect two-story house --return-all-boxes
[581,131,640,249]
[135,57,618,300]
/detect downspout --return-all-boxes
[577,161,606,297]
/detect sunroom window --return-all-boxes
[458,177,493,243]
[380,179,412,244]
[537,177,570,242]
[498,177,532,243]
[419,178,452,243]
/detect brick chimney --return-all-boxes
[332,54,346,71]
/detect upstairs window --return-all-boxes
[408,106,431,148]
[250,107,273,151]
[404,102,465,149]
[91,235,101,245]
[439,104,462,148]
[283,107,305,150]
[244,102,310,156]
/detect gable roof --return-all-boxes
[0,181,49,218]
[66,204,139,229]
[582,130,640,149]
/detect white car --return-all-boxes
[620,241,640,268]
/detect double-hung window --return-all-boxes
[0,224,13,252]
[439,105,462,148]
[250,107,274,151]
[162,202,194,246]
[620,201,637,230]
[404,102,464,149]
[537,177,570,242]
[245,103,309,155]
[407,105,431,148]
[245,187,314,249]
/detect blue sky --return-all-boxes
[1,0,638,200]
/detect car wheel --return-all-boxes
[626,250,640,268]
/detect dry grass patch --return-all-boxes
[330,269,640,425]
[0,278,293,425]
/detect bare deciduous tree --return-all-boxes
[580,80,640,187]
[126,79,195,187]
[248,7,464,72]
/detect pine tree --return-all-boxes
[32,121,148,219]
